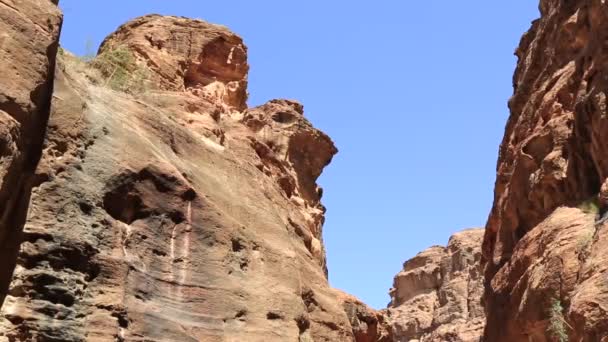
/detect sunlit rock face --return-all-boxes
[99,15,250,110]
[387,228,485,342]
[0,0,63,311]
[483,0,608,340]
[0,12,392,341]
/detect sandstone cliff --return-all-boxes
[9,1,608,341]
[387,229,485,342]
[0,10,389,342]
[483,0,608,340]
[0,0,62,308]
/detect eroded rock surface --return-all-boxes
[0,0,62,307]
[338,291,392,342]
[0,14,375,342]
[483,0,608,340]
[387,228,485,342]
[100,15,249,110]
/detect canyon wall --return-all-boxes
[0,0,62,307]
[387,229,485,342]
[0,12,390,342]
[7,1,608,341]
[483,0,608,340]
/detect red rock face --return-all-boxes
[483,0,608,340]
[99,15,250,111]
[388,229,485,342]
[17,1,608,341]
[0,12,390,341]
[0,0,62,307]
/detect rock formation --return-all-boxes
[0,11,388,342]
[387,228,485,342]
[483,0,608,340]
[0,0,62,309]
[8,0,608,341]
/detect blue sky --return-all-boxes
[59,1,540,309]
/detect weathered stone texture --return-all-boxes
[388,228,485,342]
[0,14,369,342]
[0,0,62,308]
[483,0,608,340]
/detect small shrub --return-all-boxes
[89,45,150,94]
[547,298,568,342]
[576,229,593,256]
[577,197,600,215]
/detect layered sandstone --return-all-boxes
[0,0,62,307]
[15,1,608,341]
[387,229,485,342]
[0,13,386,342]
[483,0,608,340]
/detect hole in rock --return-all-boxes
[152,249,167,257]
[266,311,284,320]
[78,201,93,215]
[271,111,297,124]
[235,310,247,320]
[295,315,310,333]
[231,238,245,252]
[168,210,185,224]
[112,311,129,328]
[103,188,149,225]
[181,188,197,201]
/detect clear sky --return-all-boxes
[58,1,540,309]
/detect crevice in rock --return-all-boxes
[295,314,311,335]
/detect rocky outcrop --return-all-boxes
[485,207,602,341]
[99,15,249,111]
[483,0,608,340]
[0,13,376,342]
[0,0,62,307]
[338,292,392,342]
[387,228,485,342]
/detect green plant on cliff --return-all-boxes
[90,45,150,94]
[576,229,594,258]
[576,196,600,216]
[547,298,569,342]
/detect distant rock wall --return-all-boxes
[387,229,485,342]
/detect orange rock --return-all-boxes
[0,0,62,308]
[483,1,608,340]
[388,228,485,342]
[100,15,249,110]
[0,12,358,342]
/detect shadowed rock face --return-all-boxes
[0,12,393,341]
[0,0,62,308]
[388,229,485,342]
[483,0,608,340]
